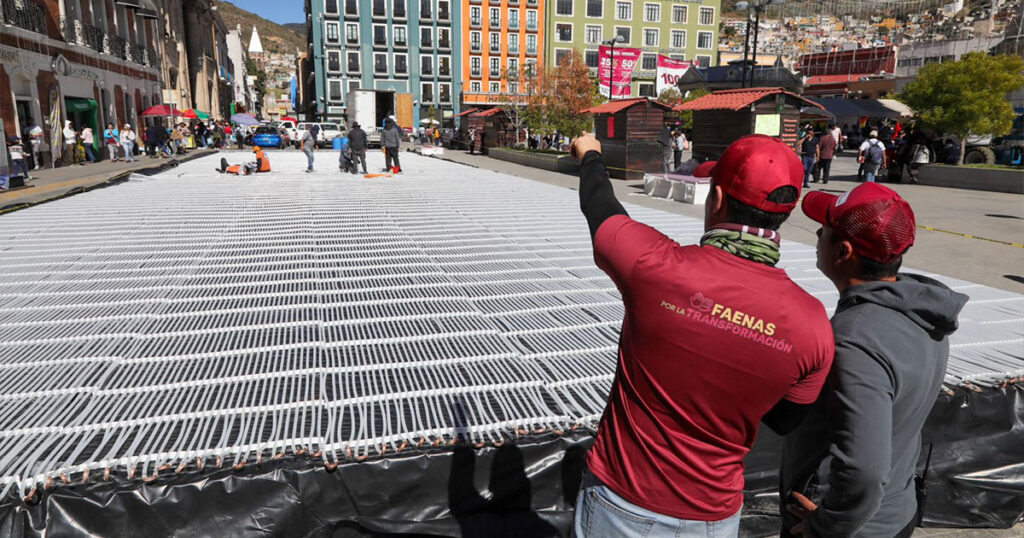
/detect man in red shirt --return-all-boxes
[569,133,834,537]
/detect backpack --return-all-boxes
[867,140,884,164]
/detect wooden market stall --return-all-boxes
[675,88,824,161]
[582,98,673,180]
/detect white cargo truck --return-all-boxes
[346,89,413,148]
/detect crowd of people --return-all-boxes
[569,132,967,538]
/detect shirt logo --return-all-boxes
[664,293,792,353]
[690,292,714,312]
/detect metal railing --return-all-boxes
[106,34,127,60]
[1,0,47,35]
[129,42,146,64]
[82,24,106,53]
[60,16,81,44]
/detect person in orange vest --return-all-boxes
[217,146,271,175]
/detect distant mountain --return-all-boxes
[216,1,305,55]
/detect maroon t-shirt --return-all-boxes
[586,215,834,521]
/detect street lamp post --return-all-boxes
[736,0,784,88]
[604,35,625,101]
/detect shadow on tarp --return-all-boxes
[0,387,1019,537]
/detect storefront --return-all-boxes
[64,97,100,154]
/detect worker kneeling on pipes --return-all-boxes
[218,146,272,175]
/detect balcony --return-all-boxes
[2,0,47,35]
[82,24,106,53]
[129,43,147,64]
[106,34,128,60]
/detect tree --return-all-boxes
[498,66,527,145]
[522,51,599,141]
[674,89,710,130]
[898,52,1024,164]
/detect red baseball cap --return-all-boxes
[802,183,916,263]
[693,134,804,213]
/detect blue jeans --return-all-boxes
[864,161,880,182]
[11,159,27,177]
[304,148,314,171]
[574,468,741,538]
[802,155,816,185]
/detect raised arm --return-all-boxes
[570,133,628,238]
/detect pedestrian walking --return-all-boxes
[814,127,836,184]
[63,121,80,167]
[468,128,476,154]
[781,183,967,538]
[658,125,674,175]
[301,126,315,172]
[433,126,441,147]
[104,123,120,161]
[906,136,929,184]
[120,124,137,162]
[568,133,833,538]
[798,126,818,188]
[859,130,886,183]
[829,123,843,155]
[382,117,402,173]
[80,126,96,163]
[6,135,30,179]
[347,122,368,174]
[673,129,687,171]
[27,121,44,170]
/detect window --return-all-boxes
[489,57,500,77]
[373,24,386,45]
[470,31,481,51]
[490,32,500,52]
[526,10,537,30]
[326,22,339,43]
[438,28,450,47]
[699,6,714,25]
[670,54,684,61]
[393,0,406,17]
[421,82,434,102]
[394,53,408,74]
[643,28,658,47]
[587,0,602,17]
[671,30,685,48]
[349,80,360,93]
[525,58,537,74]
[440,83,451,103]
[329,80,342,101]
[672,5,686,23]
[373,0,385,16]
[694,55,711,68]
[526,34,537,54]
[439,56,451,76]
[394,26,407,47]
[508,33,519,53]
[420,0,430,18]
[374,53,388,72]
[638,83,655,97]
[585,25,601,43]
[347,51,360,71]
[556,0,572,15]
[489,7,500,27]
[471,81,481,92]
[346,23,359,43]
[422,56,433,75]
[470,6,481,26]
[328,50,341,71]
[585,50,599,67]
[345,0,358,15]
[644,3,659,22]
[641,53,656,70]
[470,56,481,76]
[697,31,713,49]
[508,9,519,29]
[615,26,630,43]
[555,48,571,66]
[489,81,499,92]
[556,23,572,42]
[616,1,631,20]
[508,57,518,75]
[438,0,450,19]
[421,27,432,47]
[327,0,338,13]
[509,82,518,94]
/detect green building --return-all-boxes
[544,0,721,97]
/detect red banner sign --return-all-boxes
[598,45,642,98]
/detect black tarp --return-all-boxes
[0,386,1020,537]
[809,98,903,121]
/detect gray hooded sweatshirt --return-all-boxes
[780,273,968,538]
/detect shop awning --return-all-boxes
[808,98,901,120]
[65,98,97,112]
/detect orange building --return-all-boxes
[460,0,544,106]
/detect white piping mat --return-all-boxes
[0,152,1020,499]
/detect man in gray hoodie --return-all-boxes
[382,118,402,173]
[780,183,968,538]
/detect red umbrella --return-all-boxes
[140,105,183,117]
[181,109,198,119]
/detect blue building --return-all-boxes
[305,0,462,126]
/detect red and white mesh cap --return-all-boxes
[802,183,917,264]
[693,134,804,213]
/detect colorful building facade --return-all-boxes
[544,0,721,97]
[459,0,546,106]
[306,0,462,125]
